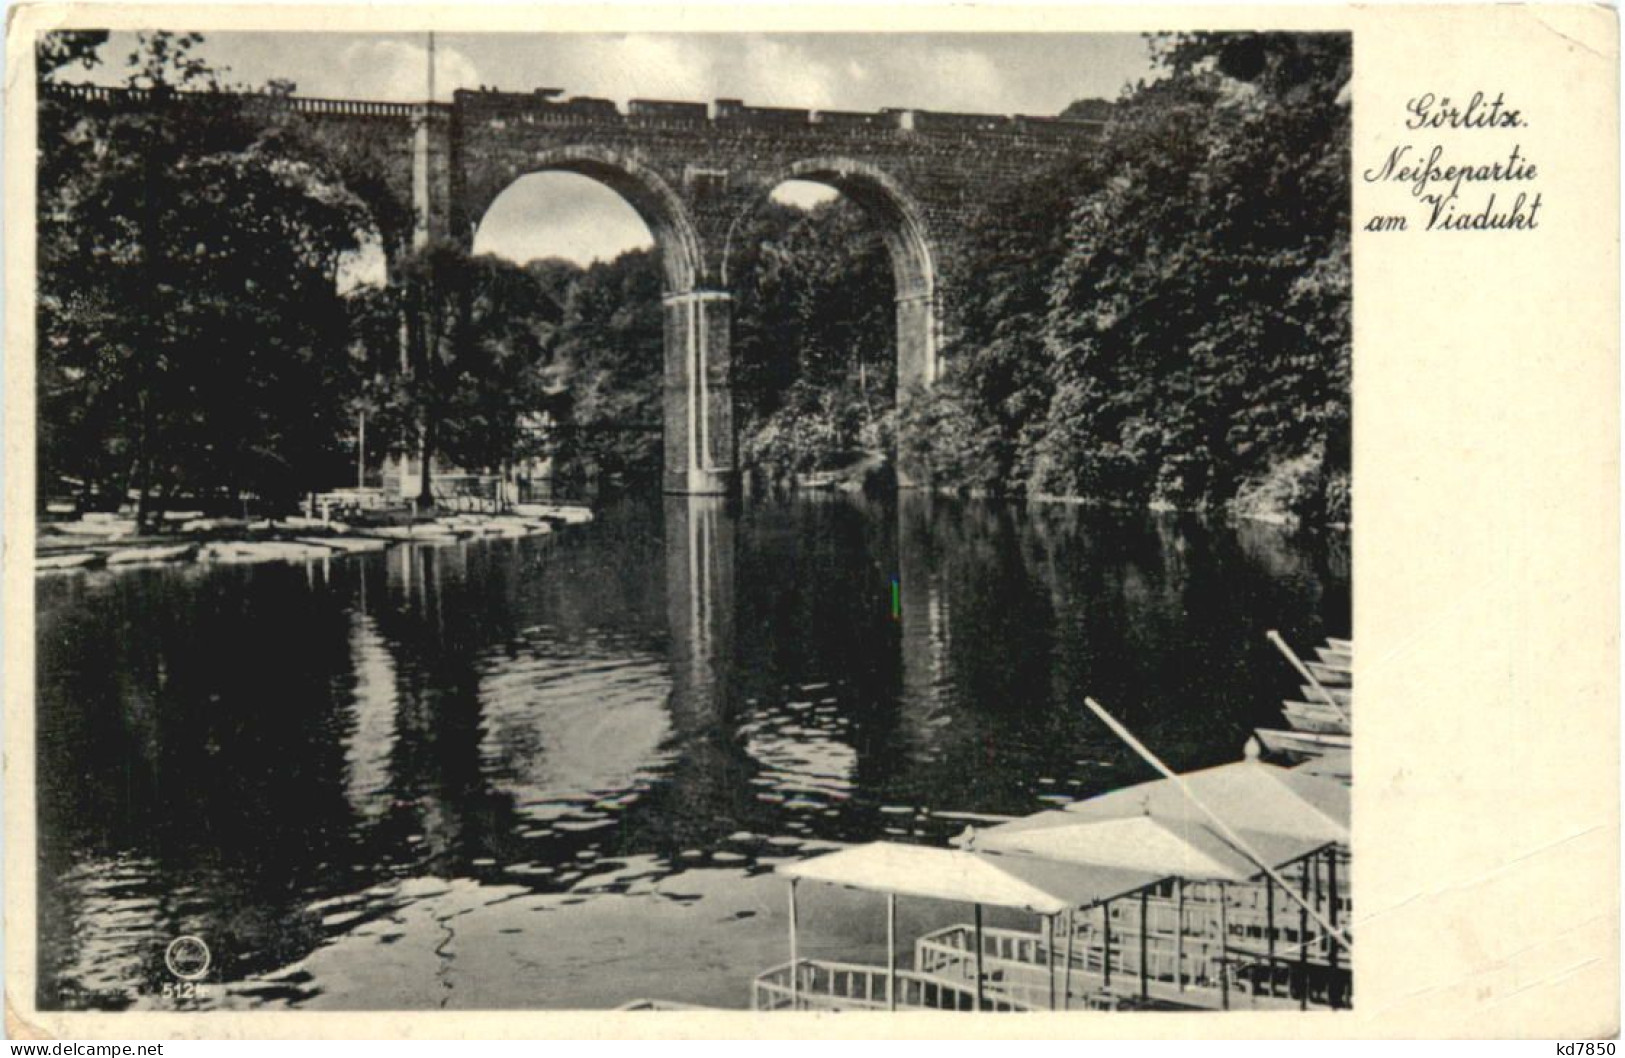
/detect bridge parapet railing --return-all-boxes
[48,83,1107,144]
[286,96,420,118]
[42,83,423,121]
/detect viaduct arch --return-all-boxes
[45,84,1105,494]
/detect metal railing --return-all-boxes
[751,958,1037,1013]
[916,918,1350,1011]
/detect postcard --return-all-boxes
[4,3,1617,1040]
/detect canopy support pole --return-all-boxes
[887,892,898,1012]
[1266,874,1277,997]
[1176,879,1186,992]
[1299,861,1311,1011]
[1139,888,1150,1001]
[1327,847,1342,1009]
[1048,914,1058,1010]
[788,878,800,1011]
[973,903,986,1012]
[1102,900,1112,990]
[1063,909,1074,1010]
[1219,881,1230,1011]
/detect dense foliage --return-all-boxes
[514,198,897,487]
[731,198,895,480]
[536,252,665,487]
[914,32,1351,525]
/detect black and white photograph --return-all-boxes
[21,12,1410,1021]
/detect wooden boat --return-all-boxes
[513,503,593,525]
[103,543,186,565]
[1283,697,1348,720]
[794,471,840,491]
[51,519,136,539]
[1284,714,1348,737]
[1300,684,1352,708]
[1246,727,1351,763]
[1281,701,1351,736]
[36,551,105,572]
[294,535,389,554]
[356,525,463,545]
[104,542,198,566]
[1305,660,1352,686]
[615,999,717,1011]
[1315,646,1353,667]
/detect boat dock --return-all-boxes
[733,633,1356,1014]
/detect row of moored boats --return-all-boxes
[1246,633,1352,771]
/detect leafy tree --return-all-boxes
[438,254,566,477]
[374,244,662,493]
[924,152,1105,492]
[36,30,109,85]
[730,195,896,479]
[542,249,665,485]
[38,32,371,523]
[1030,32,1350,522]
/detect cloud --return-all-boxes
[501,34,714,103]
[732,37,844,108]
[337,39,482,102]
[472,34,1010,115]
[876,45,1008,112]
[472,171,654,265]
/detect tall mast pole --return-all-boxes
[427,30,436,102]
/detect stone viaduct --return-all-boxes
[45,84,1106,493]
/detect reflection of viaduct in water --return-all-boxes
[663,497,736,728]
[896,492,961,763]
[46,85,1104,494]
[662,494,958,782]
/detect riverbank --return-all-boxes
[35,503,595,575]
[1024,490,1352,533]
[755,447,1350,533]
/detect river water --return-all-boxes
[35,492,1348,1011]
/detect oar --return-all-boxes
[1267,629,1351,726]
[1084,696,1354,953]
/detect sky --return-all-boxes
[78,31,1159,265]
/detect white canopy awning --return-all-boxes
[778,841,1161,914]
[968,814,1249,880]
[1062,760,1349,844]
[961,811,1331,880]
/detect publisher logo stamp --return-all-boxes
[164,935,211,981]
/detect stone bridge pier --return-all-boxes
[661,289,735,495]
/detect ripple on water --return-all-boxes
[477,635,674,815]
[47,856,164,1006]
[741,693,859,815]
